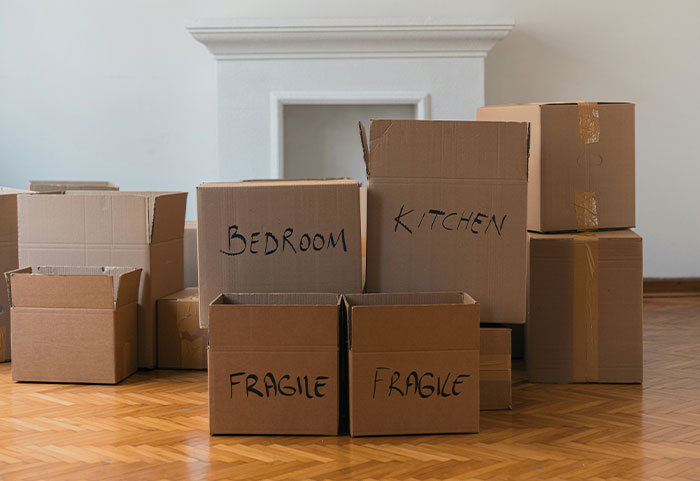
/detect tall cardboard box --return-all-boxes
[345,292,480,436]
[197,180,362,328]
[29,181,119,192]
[184,221,198,288]
[480,328,512,410]
[527,230,643,383]
[157,288,206,370]
[6,266,141,384]
[17,191,187,368]
[477,102,635,232]
[208,293,341,435]
[362,120,529,324]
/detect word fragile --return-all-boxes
[229,372,329,399]
[393,204,507,237]
[372,367,471,399]
[220,225,347,256]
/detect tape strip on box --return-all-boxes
[574,190,599,231]
[578,101,600,145]
[572,233,599,382]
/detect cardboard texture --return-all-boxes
[527,230,643,383]
[184,221,198,288]
[197,180,362,329]
[28,181,119,192]
[6,266,141,384]
[360,186,367,291]
[17,191,187,368]
[157,288,206,370]
[477,102,635,233]
[345,292,480,437]
[208,293,341,435]
[480,328,512,410]
[362,119,529,324]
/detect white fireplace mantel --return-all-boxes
[188,17,514,180]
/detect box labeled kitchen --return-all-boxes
[361,119,529,324]
[208,293,342,435]
[157,287,206,370]
[345,292,480,436]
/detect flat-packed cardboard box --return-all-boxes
[527,230,643,383]
[480,328,512,410]
[157,288,206,370]
[345,292,480,436]
[197,180,362,328]
[208,293,341,435]
[184,221,198,288]
[361,120,529,324]
[0,187,30,362]
[477,102,635,233]
[6,266,141,384]
[28,180,119,192]
[17,191,187,368]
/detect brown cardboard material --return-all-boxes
[477,102,635,232]
[360,186,367,291]
[208,293,341,435]
[345,292,480,437]
[157,288,206,370]
[480,328,512,410]
[197,180,362,329]
[362,119,529,324]
[28,181,119,192]
[17,191,187,368]
[527,230,643,383]
[6,266,141,384]
[184,221,198,288]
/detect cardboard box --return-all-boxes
[0,187,30,362]
[184,221,198,288]
[6,266,141,384]
[197,180,362,328]
[361,120,529,324]
[360,186,367,291]
[345,292,480,436]
[17,191,187,368]
[527,230,643,383]
[208,293,341,435]
[28,181,119,192]
[157,288,206,370]
[480,328,512,410]
[477,102,635,233]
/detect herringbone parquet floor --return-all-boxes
[1,297,699,481]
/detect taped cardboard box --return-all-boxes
[17,191,187,368]
[6,266,141,384]
[477,102,635,233]
[345,292,480,436]
[480,328,512,410]
[197,180,362,329]
[157,287,206,370]
[28,181,119,192]
[184,221,198,288]
[208,293,341,435]
[527,230,643,383]
[361,120,529,324]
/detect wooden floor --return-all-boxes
[1,297,700,481]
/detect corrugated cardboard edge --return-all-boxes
[358,122,370,178]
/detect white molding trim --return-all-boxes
[269,91,430,178]
[189,17,514,60]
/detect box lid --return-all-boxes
[28,181,119,192]
[6,266,142,310]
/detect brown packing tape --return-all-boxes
[480,370,511,382]
[578,102,600,145]
[574,190,599,231]
[572,234,599,382]
[480,354,510,371]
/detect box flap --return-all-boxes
[0,186,32,195]
[365,119,528,181]
[150,192,187,244]
[28,181,119,192]
[115,268,143,308]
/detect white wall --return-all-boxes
[1,0,698,277]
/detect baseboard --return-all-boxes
[643,278,700,297]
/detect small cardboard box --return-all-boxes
[361,120,529,324]
[197,180,362,328]
[28,181,119,192]
[480,328,512,410]
[6,266,141,384]
[345,292,480,437]
[527,230,643,383]
[184,221,198,288]
[477,102,635,233]
[17,190,187,368]
[208,293,342,435]
[157,288,206,370]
